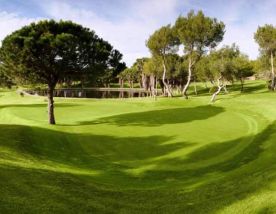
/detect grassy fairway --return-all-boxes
[1,81,276,213]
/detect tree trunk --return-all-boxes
[193,79,197,95]
[119,78,123,88]
[240,78,244,92]
[47,85,56,125]
[162,59,173,97]
[182,57,193,99]
[211,78,225,103]
[159,79,165,95]
[141,73,147,90]
[128,80,131,89]
[211,86,222,103]
[223,85,228,93]
[155,76,158,100]
[176,85,181,94]
[271,51,275,91]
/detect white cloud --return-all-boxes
[0,0,275,65]
[213,0,276,59]
[0,12,41,44]
[40,0,183,66]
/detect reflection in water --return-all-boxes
[25,88,162,99]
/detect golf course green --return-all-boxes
[1,81,276,213]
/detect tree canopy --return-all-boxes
[254,25,276,90]
[0,19,124,124]
[174,10,225,98]
[146,25,179,97]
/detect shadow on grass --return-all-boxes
[225,82,265,93]
[0,121,276,213]
[0,124,191,171]
[142,121,272,180]
[241,84,267,93]
[186,81,268,99]
[72,105,224,127]
[135,122,276,213]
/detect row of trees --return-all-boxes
[120,44,254,101]
[0,12,274,124]
[147,10,225,99]
[119,11,275,102]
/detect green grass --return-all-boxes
[1,80,276,213]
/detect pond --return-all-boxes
[24,88,162,99]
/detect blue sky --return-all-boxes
[0,0,275,65]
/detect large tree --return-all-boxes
[254,24,276,90]
[146,25,179,97]
[0,20,118,124]
[174,10,225,98]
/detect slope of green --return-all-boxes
[1,81,276,213]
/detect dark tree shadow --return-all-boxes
[73,105,224,127]
[1,121,276,213]
[134,122,276,213]
[0,124,193,171]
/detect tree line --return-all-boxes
[0,11,275,124]
[119,10,276,101]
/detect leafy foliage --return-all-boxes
[146,25,179,58]
[174,10,225,57]
[0,20,125,124]
[254,24,276,55]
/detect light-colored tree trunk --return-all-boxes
[162,59,173,97]
[223,85,228,93]
[271,51,275,91]
[211,86,222,103]
[155,76,158,100]
[128,80,131,89]
[149,75,156,98]
[211,77,225,103]
[131,81,134,88]
[176,86,181,95]
[119,78,121,88]
[193,79,197,95]
[182,57,193,99]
